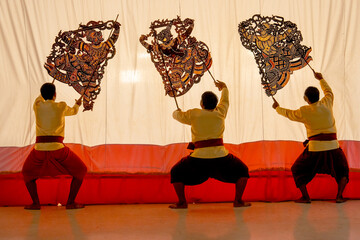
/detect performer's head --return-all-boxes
[201,91,218,110]
[304,86,319,104]
[41,83,56,100]
[86,30,103,45]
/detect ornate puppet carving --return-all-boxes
[239,15,312,96]
[44,20,120,111]
[140,16,212,97]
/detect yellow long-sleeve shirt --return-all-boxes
[33,95,79,151]
[276,78,339,152]
[173,88,229,158]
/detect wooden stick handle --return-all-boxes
[302,56,315,73]
[195,46,216,83]
[173,94,180,109]
[307,62,315,73]
[206,67,217,83]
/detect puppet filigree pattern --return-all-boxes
[239,15,312,96]
[140,16,212,97]
[44,20,120,111]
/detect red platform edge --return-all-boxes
[1,171,360,206]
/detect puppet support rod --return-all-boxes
[194,45,216,83]
[154,32,180,110]
[76,14,120,104]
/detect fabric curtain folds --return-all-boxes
[0,0,359,174]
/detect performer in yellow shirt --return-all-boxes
[170,80,250,208]
[272,72,349,203]
[22,83,87,210]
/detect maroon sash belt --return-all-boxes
[187,138,224,150]
[308,133,337,141]
[303,133,337,147]
[36,136,64,143]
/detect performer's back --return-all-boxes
[33,96,78,151]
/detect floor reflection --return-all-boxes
[172,204,251,240]
[0,202,356,240]
[293,201,349,240]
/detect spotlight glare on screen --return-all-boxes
[119,70,141,83]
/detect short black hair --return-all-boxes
[201,91,218,110]
[304,86,319,103]
[40,83,56,100]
